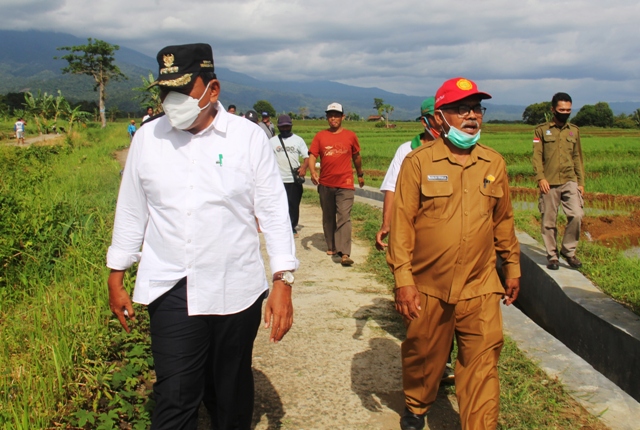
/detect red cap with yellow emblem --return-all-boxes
[435,77,492,109]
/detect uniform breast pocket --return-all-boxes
[479,186,504,216]
[421,182,453,219]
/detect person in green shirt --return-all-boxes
[532,92,585,270]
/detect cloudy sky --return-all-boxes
[3,0,640,106]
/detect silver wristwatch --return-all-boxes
[273,271,295,286]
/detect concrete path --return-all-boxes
[248,202,460,429]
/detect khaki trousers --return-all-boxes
[403,293,503,430]
[539,181,583,259]
[318,184,354,256]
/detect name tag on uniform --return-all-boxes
[427,175,448,181]
[545,130,552,135]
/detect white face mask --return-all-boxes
[162,81,212,130]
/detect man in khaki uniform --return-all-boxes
[532,92,585,270]
[387,77,520,430]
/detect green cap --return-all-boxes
[420,97,435,116]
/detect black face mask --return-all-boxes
[279,131,293,138]
[554,111,570,123]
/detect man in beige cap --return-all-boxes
[308,102,364,266]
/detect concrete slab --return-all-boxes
[503,304,640,430]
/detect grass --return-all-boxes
[0,125,153,429]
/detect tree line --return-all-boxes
[522,101,640,128]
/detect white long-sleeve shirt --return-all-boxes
[107,103,298,315]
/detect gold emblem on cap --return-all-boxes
[163,54,175,68]
[159,73,192,87]
[456,79,473,91]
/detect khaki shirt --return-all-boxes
[387,139,521,304]
[532,121,585,186]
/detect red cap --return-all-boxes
[434,77,491,109]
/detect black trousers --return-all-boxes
[283,182,303,232]
[148,278,264,430]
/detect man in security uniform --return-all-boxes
[532,92,585,270]
[388,77,520,430]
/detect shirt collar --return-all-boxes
[432,137,493,164]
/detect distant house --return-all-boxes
[367,115,383,122]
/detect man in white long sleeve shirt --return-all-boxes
[106,43,298,430]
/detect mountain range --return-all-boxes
[1,30,638,120]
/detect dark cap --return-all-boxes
[435,77,491,109]
[151,43,216,88]
[261,112,270,117]
[277,114,292,126]
[244,110,259,124]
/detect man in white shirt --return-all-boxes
[106,43,298,430]
[269,114,309,237]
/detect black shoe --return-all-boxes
[400,408,426,430]
[561,253,582,269]
[547,259,559,270]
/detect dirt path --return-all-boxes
[3,133,64,146]
[113,149,459,429]
[245,203,460,430]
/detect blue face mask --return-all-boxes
[439,113,481,149]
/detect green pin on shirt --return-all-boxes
[218,154,223,167]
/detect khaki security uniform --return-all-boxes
[532,121,585,259]
[387,139,520,429]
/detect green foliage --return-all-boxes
[253,100,276,117]
[134,73,162,114]
[345,112,361,121]
[0,125,152,428]
[373,97,384,115]
[573,102,614,127]
[613,113,637,129]
[522,101,552,125]
[56,38,127,128]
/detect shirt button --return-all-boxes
[190,185,194,189]
[192,160,196,164]
[464,189,468,193]
[188,264,192,269]
[464,211,469,216]
[187,239,192,243]
[187,212,191,216]
[458,260,463,264]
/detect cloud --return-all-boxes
[0,0,639,104]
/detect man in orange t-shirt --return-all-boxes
[308,102,365,266]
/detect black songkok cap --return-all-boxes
[151,43,216,88]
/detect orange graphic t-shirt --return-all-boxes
[309,129,361,189]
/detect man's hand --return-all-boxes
[297,166,307,177]
[108,270,135,333]
[503,278,520,306]
[310,171,320,185]
[394,285,422,320]
[578,185,584,195]
[357,175,365,188]
[375,224,390,251]
[538,179,550,194]
[264,281,294,343]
